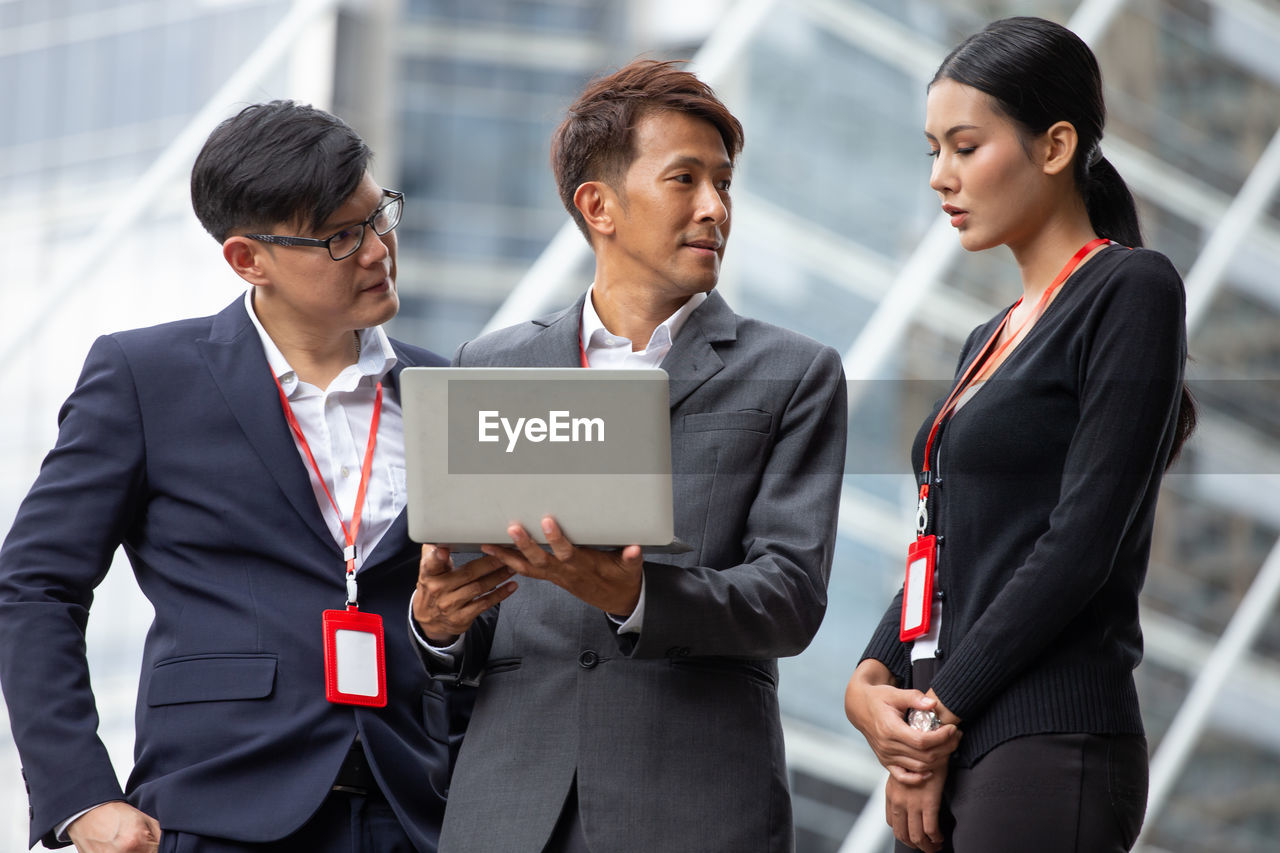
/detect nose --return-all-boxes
[357,226,392,265]
[929,154,954,196]
[695,179,729,226]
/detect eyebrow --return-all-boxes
[665,154,733,171]
[319,197,385,235]
[924,124,981,142]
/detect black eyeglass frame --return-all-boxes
[245,190,404,261]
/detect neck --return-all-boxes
[590,277,690,352]
[255,302,359,388]
[1008,202,1099,303]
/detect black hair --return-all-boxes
[190,100,372,243]
[934,16,1195,465]
[933,17,1140,246]
[552,59,744,242]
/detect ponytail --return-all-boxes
[1083,155,1143,248]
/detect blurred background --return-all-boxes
[1,0,1277,850]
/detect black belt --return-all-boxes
[332,741,383,798]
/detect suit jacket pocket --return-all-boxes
[482,657,522,676]
[147,653,277,706]
[682,410,773,435]
[668,656,776,690]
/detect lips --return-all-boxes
[942,205,968,227]
[684,237,722,254]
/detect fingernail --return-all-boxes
[541,518,554,534]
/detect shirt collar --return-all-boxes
[243,288,396,395]
[580,285,707,353]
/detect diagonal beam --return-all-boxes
[0,0,343,382]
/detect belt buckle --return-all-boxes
[331,783,370,796]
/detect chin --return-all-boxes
[691,269,721,292]
[958,230,1000,254]
[369,293,400,326]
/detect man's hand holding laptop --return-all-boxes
[481,516,644,619]
[413,548,515,644]
[413,516,644,643]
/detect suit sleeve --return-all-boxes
[411,606,497,688]
[929,254,1187,721]
[0,335,145,847]
[627,344,848,660]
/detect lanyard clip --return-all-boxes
[346,570,359,608]
[915,483,930,537]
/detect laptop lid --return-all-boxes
[401,367,677,550]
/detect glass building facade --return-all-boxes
[1,1,1277,851]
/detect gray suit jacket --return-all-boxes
[421,291,846,853]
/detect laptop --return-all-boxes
[400,366,685,551]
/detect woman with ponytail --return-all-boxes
[844,16,1194,852]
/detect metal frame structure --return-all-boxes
[2,0,1277,849]
[0,0,343,379]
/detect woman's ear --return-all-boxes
[1041,120,1080,177]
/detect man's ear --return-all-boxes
[222,236,272,286]
[1040,120,1079,177]
[573,181,618,239]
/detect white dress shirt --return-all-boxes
[246,289,405,575]
[581,287,705,635]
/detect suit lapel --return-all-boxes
[662,290,736,410]
[197,298,338,555]
[526,293,587,367]
[549,289,736,407]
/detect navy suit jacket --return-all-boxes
[0,297,462,850]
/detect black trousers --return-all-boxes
[896,661,1148,853]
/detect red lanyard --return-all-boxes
[915,238,1108,529]
[578,329,590,367]
[273,374,382,606]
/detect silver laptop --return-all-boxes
[400,367,683,551]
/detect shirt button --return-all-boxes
[578,650,599,669]
[340,466,351,479]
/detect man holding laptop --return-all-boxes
[411,60,847,852]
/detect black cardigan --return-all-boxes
[861,245,1187,765]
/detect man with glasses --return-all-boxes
[0,101,459,852]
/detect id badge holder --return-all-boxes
[899,535,937,642]
[322,607,387,707]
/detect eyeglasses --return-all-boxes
[246,190,404,261]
